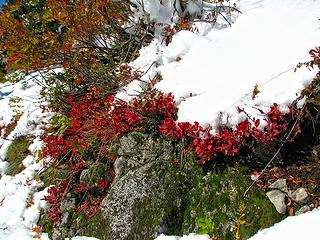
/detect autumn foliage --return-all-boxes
[40,90,176,222]
[40,83,294,222]
[1,0,130,69]
[0,0,145,96]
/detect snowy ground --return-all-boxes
[0,73,52,240]
[0,0,320,239]
[0,73,94,240]
[120,0,320,131]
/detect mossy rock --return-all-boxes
[100,159,186,240]
[99,134,190,240]
[43,210,110,240]
[71,211,110,239]
[5,136,33,176]
[128,164,186,240]
[182,165,284,239]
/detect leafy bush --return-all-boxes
[40,90,177,223]
[160,103,288,164]
[0,0,147,100]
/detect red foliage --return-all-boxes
[42,84,291,222]
[41,86,291,222]
[160,103,288,164]
[41,90,177,221]
[308,47,320,77]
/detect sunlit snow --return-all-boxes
[120,0,320,132]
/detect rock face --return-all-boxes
[269,179,289,194]
[42,133,285,240]
[266,190,287,214]
[100,133,185,240]
[117,132,171,169]
[291,188,308,204]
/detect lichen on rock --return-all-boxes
[100,134,186,240]
[117,132,172,169]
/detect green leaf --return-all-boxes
[9,4,21,13]
[196,217,207,228]
[240,220,246,225]
[197,229,209,235]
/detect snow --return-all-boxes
[248,208,320,240]
[156,208,320,240]
[155,233,211,240]
[130,0,179,24]
[0,72,54,240]
[120,0,320,132]
[0,0,320,239]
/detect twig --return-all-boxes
[140,0,145,13]
[140,61,156,77]
[242,98,309,197]
[224,66,296,112]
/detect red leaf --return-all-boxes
[254,119,260,128]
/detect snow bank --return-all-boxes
[155,233,210,240]
[248,208,320,240]
[121,0,320,132]
[0,73,53,240]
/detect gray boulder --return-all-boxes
[296,205,310,216]
[291,188,308,204]
[266,190,287,214]
[100,134,185,240]
[117,132,172,169]
[269,179,288,194]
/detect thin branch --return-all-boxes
[242,96,310,197]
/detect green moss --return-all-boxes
[129,171,186,239]
[41,165,60,187]
[5,136,33,176]
[73,211,110,239]
[182,165,283,240]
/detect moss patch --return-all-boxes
[73,210,111,239]
[5,136,33,176]
[182,165,283,240]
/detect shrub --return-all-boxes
[0,0,149,101]
[40,90,176,223]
